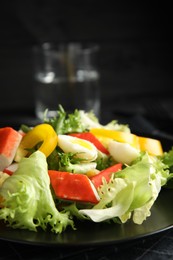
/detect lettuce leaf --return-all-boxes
[79,153,169,224]
[43,105,87,134]
[0,151,74,233]
[159,147,173,188]
[43,105,131,134]
[79,178,134,222]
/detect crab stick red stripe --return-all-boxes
[0,127,22,171]
[48,170,100,204]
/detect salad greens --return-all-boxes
[77,153,169,224]
[43,105,130,134]
[47,147,113,173]
[0,105,173,234]
[160,148,173,188]
[0,151,74,233]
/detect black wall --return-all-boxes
[0,1,172,117]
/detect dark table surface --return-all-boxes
[0,228,173,260]
[1,99,173,260]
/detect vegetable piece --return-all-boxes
[0,151,73,233]
[48,170,100,204]
[79,153,167,224]
[159,148,173,188]
[44,105,130,134]
[44,105,87,134]
[47,149,97,173]
[69,132,109,154]
[15,124,58,162]
[0,127,22,171]
[0,172,9,188]
[90,128,139,149]
[108,140,140,165]
[138,136,163,156]
[79,180,134,222]
[90,128,163,156]
[90,163,122,188]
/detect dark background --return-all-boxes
[0,1,172,123]
[1,2,173,258]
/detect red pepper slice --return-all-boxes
[48,170,100,204]
[90,163,122,189]
[69,132,109,154]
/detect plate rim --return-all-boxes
[0,189,173,247]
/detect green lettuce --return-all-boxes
[47,149,97,173]
[159,147,173,188]
[43,105,131,134]
[79,153,169,224]
[79,178,135,222]
[0,151,74,233]
[43,105,87,134]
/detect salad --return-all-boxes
[0,105,173,234]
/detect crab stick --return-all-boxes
[0,127,22,171]
[3,162,18,175]
[48,170,100,204]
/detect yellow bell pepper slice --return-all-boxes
[15,124,58,162]
[138,136,163,156]
[90,128,163,156]
[90,128,140,149]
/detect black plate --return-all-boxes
[0,128,173,247]
[0,188,173,247]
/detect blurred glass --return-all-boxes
[33,43,100,119]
